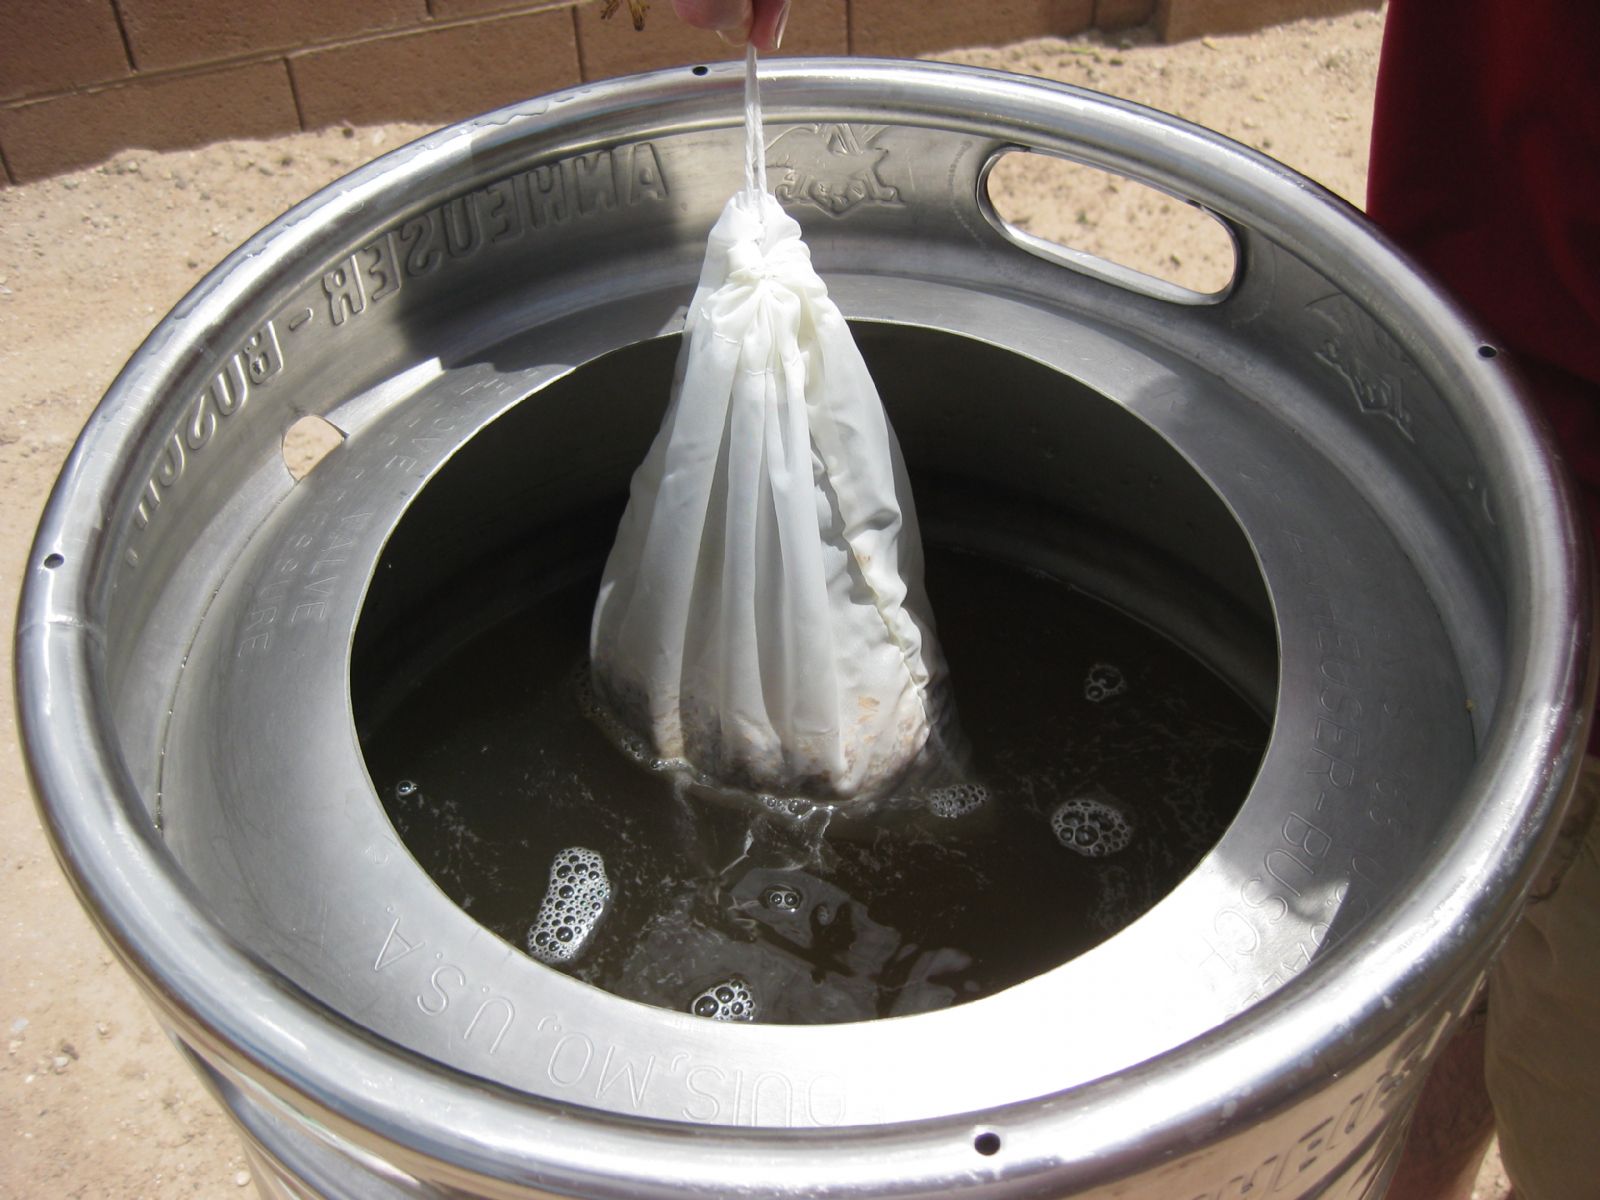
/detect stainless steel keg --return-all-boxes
[18,60,1594,1199]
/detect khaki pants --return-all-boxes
[1486,761,1600,1199]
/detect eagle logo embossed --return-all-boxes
[767,124,902,216]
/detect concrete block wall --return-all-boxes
[0,0,1378,185]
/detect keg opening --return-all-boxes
[350,325,1277,1026]
[983,149,1237,299]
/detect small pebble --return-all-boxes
[235,1170,251,1186]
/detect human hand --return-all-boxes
[671,0,790,52]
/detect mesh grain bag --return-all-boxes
[589,51,947,803]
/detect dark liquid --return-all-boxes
[360,548,1267,1024]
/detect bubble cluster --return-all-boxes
[762,885,803,912]
[1050,796,1134,858]
[926,782,990,819]
[526,847,611,965]
[690,976,758,1022]
[1083,663,1128,703]
[394,779,419,800]
[761,795,818,820]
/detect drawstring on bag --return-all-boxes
[744,44,768,201]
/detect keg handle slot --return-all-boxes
[977,146,1239,305]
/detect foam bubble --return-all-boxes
[762,886,803,912]
[1084,663,1128,704]
[526,847,611,965]
[761,794,818,820]
[1050,796,1134,858]
[690,975,758,1022]
[926,782,989,819]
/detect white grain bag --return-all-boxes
[590,50,945,803]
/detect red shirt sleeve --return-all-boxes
[1367,0,1600,546]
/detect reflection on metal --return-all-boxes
[17,60,1593,1199]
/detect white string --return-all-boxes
[743,42,768,199]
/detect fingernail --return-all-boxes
[772,3,788,50]
[716,10,753,49]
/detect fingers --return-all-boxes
[671,0,789,51]
[748,0,789,51]
[671,0,753,40]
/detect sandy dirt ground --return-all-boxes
[0,6,1512,1197]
